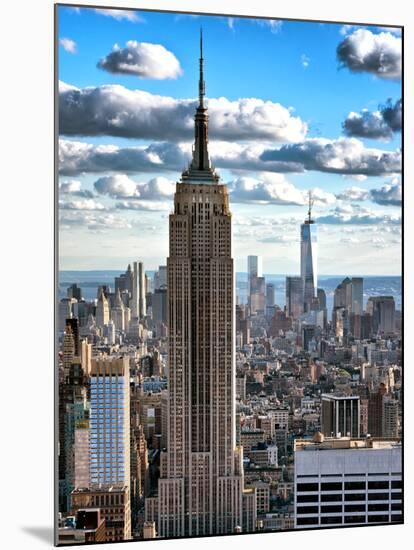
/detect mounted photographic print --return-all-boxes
[55,3,403,545]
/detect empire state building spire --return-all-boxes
[199,27,205,108]
[181,29,219,184]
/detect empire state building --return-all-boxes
[145,31,256,538]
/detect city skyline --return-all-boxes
[58,6,402,275]
[57,5,402,545]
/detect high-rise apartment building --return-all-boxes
[90,356,130,489]
[147,32,256,538]
[294,435,402,529]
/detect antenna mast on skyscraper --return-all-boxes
[307,190,314,223]
[199,26,205,108]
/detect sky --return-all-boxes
[57,5,402,275]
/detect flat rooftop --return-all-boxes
[294,436,401,452]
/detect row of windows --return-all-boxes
[91,379,125,384]
[297,481,401,492]
[297,503,402,515]
[297,515,402,527]
[296,473,397,478]
[297,492,402,502]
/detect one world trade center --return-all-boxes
[300,192,317,312]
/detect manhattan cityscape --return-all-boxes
[56,6,402,545]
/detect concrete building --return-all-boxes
[143,521,157,539]
[294,435,402,529]
[71,486,131,542]
[58,509,105,545]
[74,420,90,489]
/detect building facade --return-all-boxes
[90,357,130,489]
[286,276,303,319]
[146,33,255,538]
[321,394,360,438]
[294,436,402,529]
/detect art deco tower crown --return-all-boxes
[180,28,220,184]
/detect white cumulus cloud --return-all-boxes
[260,137,401,176]
[229,174,336,206]
[98,41,182,79]
[94,174,175,201]
[59,180,94,198]
[59,82,308,142]
[337,28,401,79]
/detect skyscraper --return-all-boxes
[367,296,396,335]
[286,276,303,319]
[248,256,262,287]
[351,277,363,314]
[266,283,275,307]
[132,261,146,319]
[67,283,82,302]
[317,287,327,328]
[300,193,317,312]
[132,262,139,318]
[247,255,264,313]
[89,356,130,489]
[95,288,110,328]
[138,262,146,318]
[147,31,255,538]
[111,289,125,332]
